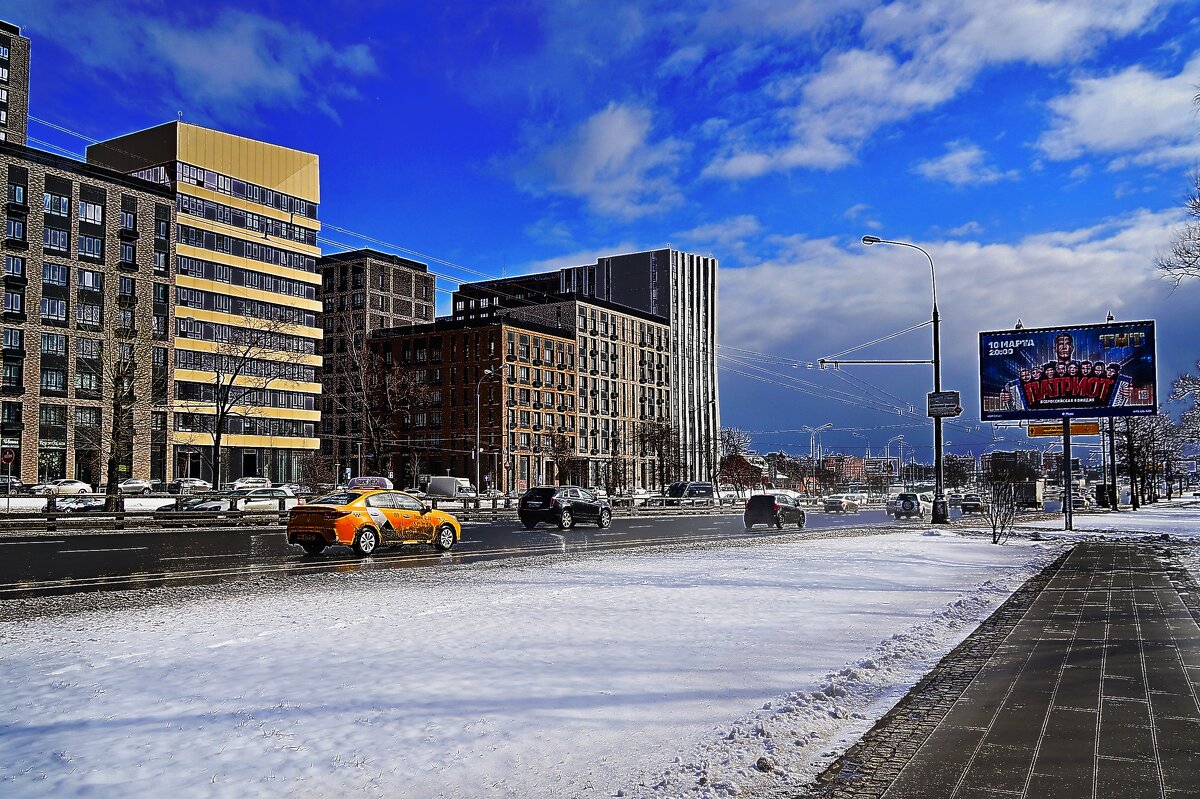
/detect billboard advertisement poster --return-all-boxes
[979,321,1156,421]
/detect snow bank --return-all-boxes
[0,532,1058,798]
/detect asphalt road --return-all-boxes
[0,508,940,600]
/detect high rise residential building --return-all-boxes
[370,318,578,492]
[499,294,673,489]
[0,22,29,146]
[1,142,175,485]
[451,247,720,481]
[317,248,436,474]
[87,122,322,485]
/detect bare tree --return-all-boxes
[406,450,423,490]
[1156,92,1200,285]
[1170,359,1200,445]
[74,324,165,510]
[638,419,683,489]
[182,314,312,489]
[548,433,577,486]
[944,455,974,489]
[982,459,1036,545]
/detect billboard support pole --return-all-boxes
[1063,418,1073,531]
[1108,417,1119,510]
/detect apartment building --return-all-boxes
[0,22,29,146]
[1,142,175,484]
[87,122,322,484]
[500,294,673,489]
[370,318,577,492]
[317,248,436,473]
[452,247,719,481]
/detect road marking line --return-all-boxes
[59,547,149,553]
[0,539,66,545]
[161,553,247,561]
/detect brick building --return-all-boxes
[2,142,175,484]
[0,22,29,146]
[317,248,435,474]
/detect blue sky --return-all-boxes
[13,0,1200,462]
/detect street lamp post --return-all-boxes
[862,235,949,523]
[475,367,500,499]
[802,423,832,498]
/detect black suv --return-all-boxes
[743,493,806,530]
[518,486,612,529]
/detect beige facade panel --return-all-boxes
[176,243,322,287]
[176,123,318,203]
[175,274,323,315]
[173,431,320,450]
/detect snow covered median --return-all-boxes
[0,531,1061,797]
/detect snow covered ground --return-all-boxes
[0,530,1067,798]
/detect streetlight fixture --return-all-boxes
[862,235,949,523]
[801,423,832,497]
[475,367,501,498]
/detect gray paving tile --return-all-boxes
[1095,756,1163,798]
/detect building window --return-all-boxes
[40,333,67,356]
[3,290,21,314]
[40,369,67,393]
[152,251,167,271]
[42,263,68,287]
[120,210,135,231]
[3,255,23,277]
[77,338,101,359]
[79,270,104,292]
[118,309,134,330]
[120,242,135,263]
[44,192,70,217]
[5,217,24,241]
[40,404,67,427]
[78,201,103,225]
[6,181,22,204]
[153,283,168,303]
[74,371,99,393]
[43,227,68,252]
[2,327,20,349]
[40,298,67,322]
[79,235,103,259]
[76,407,101,428]
[2,363,21,388]
[76,303,102,327]
[119,276,135,296]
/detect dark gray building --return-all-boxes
[451,248,720,481]
[0,21,30,147]
[317,248,436,476]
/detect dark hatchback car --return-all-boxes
[518,486,612,529]
[743,493,806,530]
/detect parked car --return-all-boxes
[404,487,428,500]
[187,487,299,513]
[823,494,861,513]
[888,492,930,519]
[167,477,213,495]
[518,485,612,529]
[287,489,461,556]
[0,475,24,494]
[34,479,92,496]
[948,493,964,507]
[960,494,989,514]
[743,493,806,530]
[118,478,155,495]
[1071,496,1093,511]
[278,483,317,498]
[231,476,272,491]
[57,496,108,513]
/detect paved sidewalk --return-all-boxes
[797,542,1200,798]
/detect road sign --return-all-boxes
[0,448,13,464]
[1028,422,1101,437]
[927,390,963,418]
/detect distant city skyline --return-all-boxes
[13,0,1200,459]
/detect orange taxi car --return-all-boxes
[287,488,461,556]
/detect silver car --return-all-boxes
[37,479,92,496]
[118,478,155,495]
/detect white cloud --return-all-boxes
[659,44,707,77]
[1038,54,1200,167]
[915,142,1019,186]
[719,207,1182,374]
[946,220,983,237]
[537,102,688,219]
[673,215,764,262]
[703,0,1164,180]
[13,2,377,124]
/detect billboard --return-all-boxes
[979,321,1156,421]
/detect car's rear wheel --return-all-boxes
[598,509,611,529]
[301,541,325,556]
[353,527,379,556]
[558,509,574,529]
[434,524,456,551]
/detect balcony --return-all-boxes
[5,198,28,215]
[118,294,138,308]
[117,260,139,273]
[118,227,139,241]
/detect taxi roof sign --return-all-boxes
[347,476,394,490]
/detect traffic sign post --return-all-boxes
[1,448,13,514]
